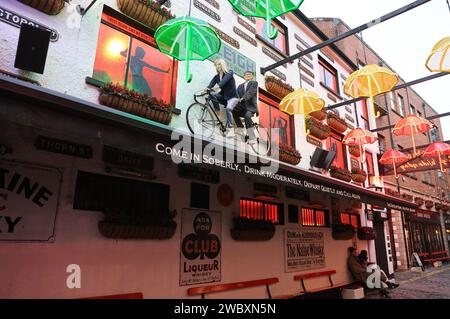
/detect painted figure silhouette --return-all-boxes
[130,46,169,96]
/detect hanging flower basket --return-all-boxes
[330,165,352,182]
[273,143,301,165]
[264,76,294,99]
[402,193,414,202]
[332,223,355,240]
[117,0,175,30]
[306,116,330,140]
[230,217,276,241]
[435,203,442,210]
[351,168,367,183]
[442,204,449,212]
[98,221,177,239]
[19,0,65,15]
[357,227,376,240]
[425,200,434,209]
[415,197,424,206]
[327,111,348,133]
[99,83,173,125]
[349,145,361,157]
[309,110,327,121]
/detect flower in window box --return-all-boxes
[309,109,327,121]
[117,0,176,30]
[230,217,276,241]
[273,143,301,165]
[435,203,443,210]
[19,0,66,15]
[264,75,294,99]
[414,197,424,206]
[305,116,330,140]
[326,111,348,133]
[425,200,434,209]
[332,223,355,240]
[351,168,367,183]
[329,165,352,183]
[99,83,174,125]
[357,226,376,240]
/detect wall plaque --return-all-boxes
[270,68,287,81]
[202,0,219,9]
[345,105,353,113]
[296,44,313,61]
[237,16,256,34]
[327,93,337,103]
[262,46,287,68]
[254,182,277,194]
[34,136,93,159]
[300,75,314,87]
[300,57,314,70]
[299,64,315,78]
[194,0,220,22]
[102,145,154,171]
[306,135,322,147]
[233,26,257,47]
[209,24,240,49]
[345,114,355,123]
[178,164,220,184]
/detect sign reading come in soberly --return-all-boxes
[284,228,325,272]
[180,209,221,286]
[0,160,61,241]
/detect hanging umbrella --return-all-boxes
[344,64,399,119]
[426,37,450,72]
[155,16,221,83]
[342,128,377,164]
[229,0,305,39]
[392,115,434,156]
[379,149,409,179]
[423,142,450,173]
[279,88,325,135]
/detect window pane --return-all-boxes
[255,19,286,53]
[128,38,175,103]
[341,213,350,224]
[93,24,130,84]
[327,135,345,169]
[350,215,358,228]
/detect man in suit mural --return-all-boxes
[230,71,259,144]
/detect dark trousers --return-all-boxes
[232,103,254,129]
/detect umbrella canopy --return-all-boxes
[393,115,434,155]
[343,128,378,164]
[229,0,305,39]
[279,88,325,135]
[426,37,450,73]
[344,64,399,119]
[379,149,409,179]
[155,16,221,83]
[423,142,450,172]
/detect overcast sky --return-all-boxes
[300,0,450,140]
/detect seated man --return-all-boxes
[229,71,258,144]
[358,250,399,289]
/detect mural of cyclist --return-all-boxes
[130,46,169,96]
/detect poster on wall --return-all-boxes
[0,160,61,242]
[284,228,325,272]
[180,209,221,286]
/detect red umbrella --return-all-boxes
[343,128,378,164]
[379,149,409,178]
[393,115,434,155]
[423,142,450,173]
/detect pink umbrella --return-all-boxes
[343,128,378,164]
[423,142,450,173]
[379,149,409,178]
[393,115,434,156]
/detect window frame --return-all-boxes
[397,94,405,117]
[239,197,284,225]
[301,207,330,228]
[326,131,348,170]
[255,18,289,56]
[318,56,339,94]
[340,212,360,228]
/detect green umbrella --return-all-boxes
[229,0,305,39]
[155,16,222,83]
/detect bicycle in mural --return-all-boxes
[186,89,271,156]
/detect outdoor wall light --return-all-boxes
[76,0,97,16]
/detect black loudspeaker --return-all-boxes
[14,24,51,74]
[310,148,336,169]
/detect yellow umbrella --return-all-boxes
[426,37,450,72]
[344,64,399,119]
[279,88,325,135]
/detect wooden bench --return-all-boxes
[424,250,450,264]
[275,270,352,299]
[187,277,279,299]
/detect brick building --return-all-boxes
[312,17,450,270]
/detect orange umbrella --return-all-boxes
[392,115,434,156]
[379,149,409,179]
[343,128,377,164]
[423,142,450,173]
